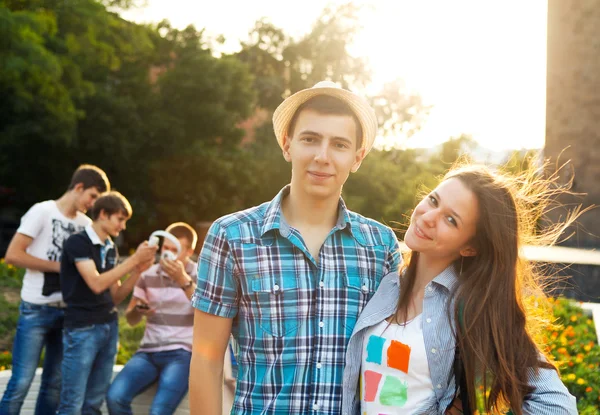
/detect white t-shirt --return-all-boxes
[361,315,436,414]
[17,200,91,304]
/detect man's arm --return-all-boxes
[74,242,156,295]
[110,268,142,305]
[5,233,60,273]
[160,258,196,300]
[189,309,233,415]
[124,295,143,326]
[76,257,139,294]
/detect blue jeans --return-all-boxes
[56,320,118,415]
[106,349,191,415]
[0,301,64,415]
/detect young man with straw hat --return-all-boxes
[190,81,401,415]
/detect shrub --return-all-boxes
[545,298,600,413]
[116,315,145,364]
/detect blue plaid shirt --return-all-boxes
[192,186,401,415]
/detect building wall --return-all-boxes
[545,0,600,248]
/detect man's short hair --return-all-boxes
[286,95,364,149]
[68,164,110,193]
[166,222,198,250]
[90,191,132,221]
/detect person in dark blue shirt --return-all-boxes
[57,191,156,415]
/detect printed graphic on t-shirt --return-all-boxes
[363,334,412,407]
[47,219,85,261]
[360,317,435,414]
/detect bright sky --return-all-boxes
[120,1,548,151]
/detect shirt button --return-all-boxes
[313,403,320,410]
[361,285,368,293]
[427,285,433,292]
[437,384,442,389]
[319,281,324,288]
[316,362,322,369]
[426,318,432,323]
[319,321,325,328]
[431,348,437,354]
[273,284,280,292]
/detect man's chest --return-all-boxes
[231,238,390,339]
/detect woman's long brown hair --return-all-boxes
[396,162,584,414]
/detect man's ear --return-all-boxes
[459,246,477,257]
[73,183,85,193]
[350,147,366,173]
[97,209,108,221]
[282,135,292,162]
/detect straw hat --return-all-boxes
[272,81,378,154]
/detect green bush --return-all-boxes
[545,298,600,413]
[0,260,24,354]
[0,259,25,289]
[117,315,145,364]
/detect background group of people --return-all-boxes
[0,165,215,414]
[0,80,581,415]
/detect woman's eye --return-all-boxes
[428,196,438,206]
[447,216,457,226]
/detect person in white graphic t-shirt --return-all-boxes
[0,165,110,415]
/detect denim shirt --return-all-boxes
[341,267,578,415]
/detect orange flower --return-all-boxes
[586,387,593,393]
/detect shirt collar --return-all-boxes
[85,224,114,248]
[260,185,353,238]
[432,264,459,292]
[393,263,459,292]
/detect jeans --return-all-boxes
[106,349,191,415]
[0,301,64,415]
[56,320,118,415]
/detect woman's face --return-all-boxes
[405,178,479,261]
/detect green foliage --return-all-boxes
[545,298,600,413]
[116,314,144,364]
[0,260,23,354]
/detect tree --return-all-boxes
[0,4,76,203]
[370,79,431,146]
[237,3,370,110]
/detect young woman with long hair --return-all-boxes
[341,163,579,414]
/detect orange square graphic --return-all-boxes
[387,340,411,373]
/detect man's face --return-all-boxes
[162,237,191,262]
[100,212,129,238]
[74,184,101,213]
[283,109,365,201]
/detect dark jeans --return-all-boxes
[106,349,191,415]
[56,320,118,415]
[0,301,64,415]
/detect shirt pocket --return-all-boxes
[251,276,303,337]
[342,272,378,335]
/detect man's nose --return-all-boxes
[314,141,331,163]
